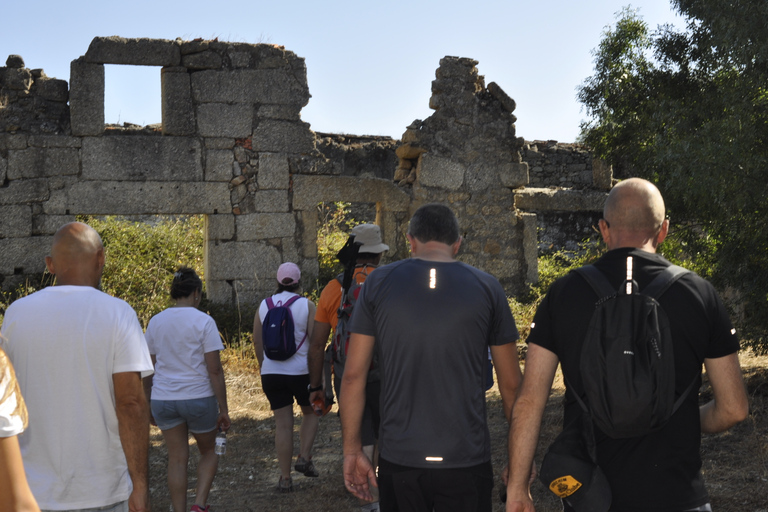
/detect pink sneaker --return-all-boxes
[190,505,210,512]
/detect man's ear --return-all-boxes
[598,219,611,247]
[45,255,55,275]
[655,219,669,246]
[451,236,463,255]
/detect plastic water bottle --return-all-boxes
[215,430,226,456]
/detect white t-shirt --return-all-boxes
[0,365,24,438]
[144,307,224,400]
[259,291,311,376]
[0,286,153,510]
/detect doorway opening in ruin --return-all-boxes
[104,65,161,128]
[316,201,379,287]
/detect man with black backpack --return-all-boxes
[307,223,389,510]
[505,178,749,512]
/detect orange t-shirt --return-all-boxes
[314,266,374,331]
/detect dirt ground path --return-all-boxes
[148,351,768,512]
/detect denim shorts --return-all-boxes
[43,501,128,512]
[151,396,218,433]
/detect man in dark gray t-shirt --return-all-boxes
[340,203,523,512]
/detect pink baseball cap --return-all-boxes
[276,262,301,285]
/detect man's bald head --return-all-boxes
[46,222,105,287]
[601,178,668,252]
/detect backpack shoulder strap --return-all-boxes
[266,297,275,309]
[573,264,616,299]
[282,294,301,308]
[643,265,690,299]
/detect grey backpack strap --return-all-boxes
[574,265,617,299]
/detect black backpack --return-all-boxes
[262,295,306,361]
[572,256,696,438]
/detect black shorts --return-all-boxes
[378,457,493,512]
[261,373,311,410]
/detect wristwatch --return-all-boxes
[308,384,322,393]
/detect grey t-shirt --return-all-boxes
[349,258,518,468]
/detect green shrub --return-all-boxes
[82,215,205,328]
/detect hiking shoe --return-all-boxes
[190,506,210,512]
[295,456,319,477]
[276,475,293,493]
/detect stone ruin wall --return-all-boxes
[0,37,611,305]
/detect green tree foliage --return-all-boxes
[578,2,768,351]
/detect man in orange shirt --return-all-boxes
[308,223,388,511]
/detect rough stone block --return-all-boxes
[203,279,233,304]
[252,120,314,153]
[8,148,80,179]
[499,162,529,189]
[181,51,222,70]
[417,154,465,190]
[33,77,69,102]
[206,214,235,241]
[196,103,252,138]
[520,212,538,284]
[161,68,195,136]
[3,68,32,91]
[32,214,76,235]
[70,57,104,136]
[85,36,181,66]
[0,179,49,205]
[292,175,410,211]
[66,181,231,214]
[251,190,290,213]
[229,51,251,68]
[28,136,81,148]
[0,205,33,237]
[82,136,202,181]
[205,138,235,150]
[0,154,6,183]
[257,153,289,189]
[205,240,281,280]
[298,209,318,259]
[205,149,235,182]
[514,187,607,212]
[487,82,516,113]
[257,105,302,121]
[0,236,50,275]
[236,213,295,240]
[191,69,309,106]
[0,134,28,150]
[592,158,613,191]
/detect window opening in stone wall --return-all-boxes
[77,214,204,328]
[316,201,378,287]
[104,65,161,129]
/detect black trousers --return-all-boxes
[378,457,493,512]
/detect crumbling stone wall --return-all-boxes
[0,38,608,304]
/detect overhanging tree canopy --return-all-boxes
[578,1,768,351]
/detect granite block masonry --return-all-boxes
[0,39,610,304]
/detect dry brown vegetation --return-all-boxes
[148,350,768,511]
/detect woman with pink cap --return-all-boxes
[253,262,319,493]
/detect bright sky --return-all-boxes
[2,1,684,143]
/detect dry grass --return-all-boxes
[148,349,768,511]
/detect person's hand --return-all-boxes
[128,487,150,512]
[343,451,377,501]
[309,389,323,405]
[217,411,231,432]
[506,498,536,512]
